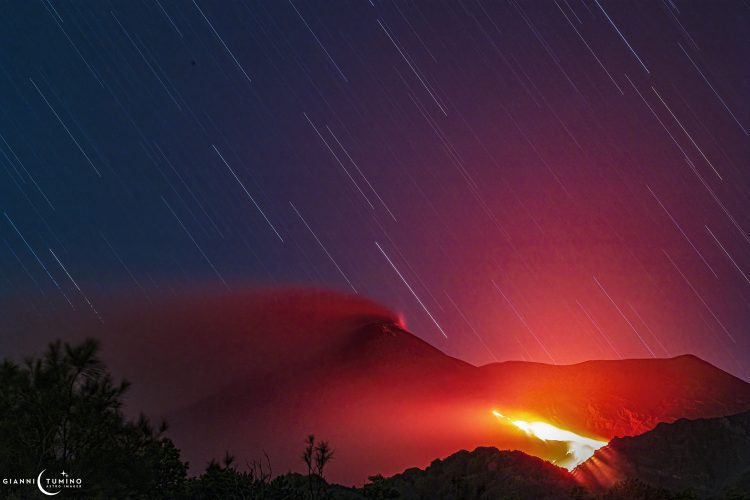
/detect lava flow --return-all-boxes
[492,410,608,470]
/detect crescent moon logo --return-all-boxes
[36,470,60,496]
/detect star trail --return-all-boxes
[0,1,748,379]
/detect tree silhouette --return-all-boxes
[0,339,187,498]
[302,434,334,500]
[314,440,334,479]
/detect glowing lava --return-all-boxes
[492,410,607,470]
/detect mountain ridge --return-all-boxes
[574,409,750,496]
[153,294,750,483]
[6,290,749,484]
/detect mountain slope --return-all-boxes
[478,354,750,439]
[574,410,750,497]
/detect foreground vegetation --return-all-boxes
[0,339,735,499]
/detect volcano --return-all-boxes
[10,290,750,485]
[164,317,750,484]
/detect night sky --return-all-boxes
[1,1,749,379]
